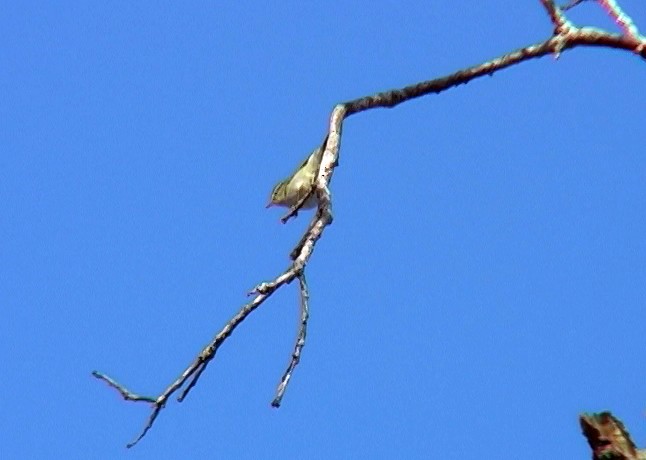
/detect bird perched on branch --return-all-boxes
[266,144,325,210]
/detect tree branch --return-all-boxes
[340,27,644,117]
[272,273,310,407]
[598,0,644,43]
[92,265,299,447]
[561,0,589,12]
[541,0,572,33]
[93,0,645,447]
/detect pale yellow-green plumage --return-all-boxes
[266,145,325,209]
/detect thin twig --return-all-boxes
[540,0,571,33]
[598,0,644,42]
[178,361,208,402]
[561,0,589,11]
[91,371,157,403]
[272,273,310,407]
[127,405,164,448]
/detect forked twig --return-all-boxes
[93,265,300,447]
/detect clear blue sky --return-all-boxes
[1,2,644,459]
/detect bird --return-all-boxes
[266,144,325,210]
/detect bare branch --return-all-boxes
[94,0,645,448]
[93,265,298,447]
[561,0,589,12]
[540,0,571,33]
[598,0,644,43]
[272,273,310,407]
[90,371,166,447]
[340,29,644,118]
[91,371,157,403]
[126,405,164,448]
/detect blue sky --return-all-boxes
[1,1,645,458]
